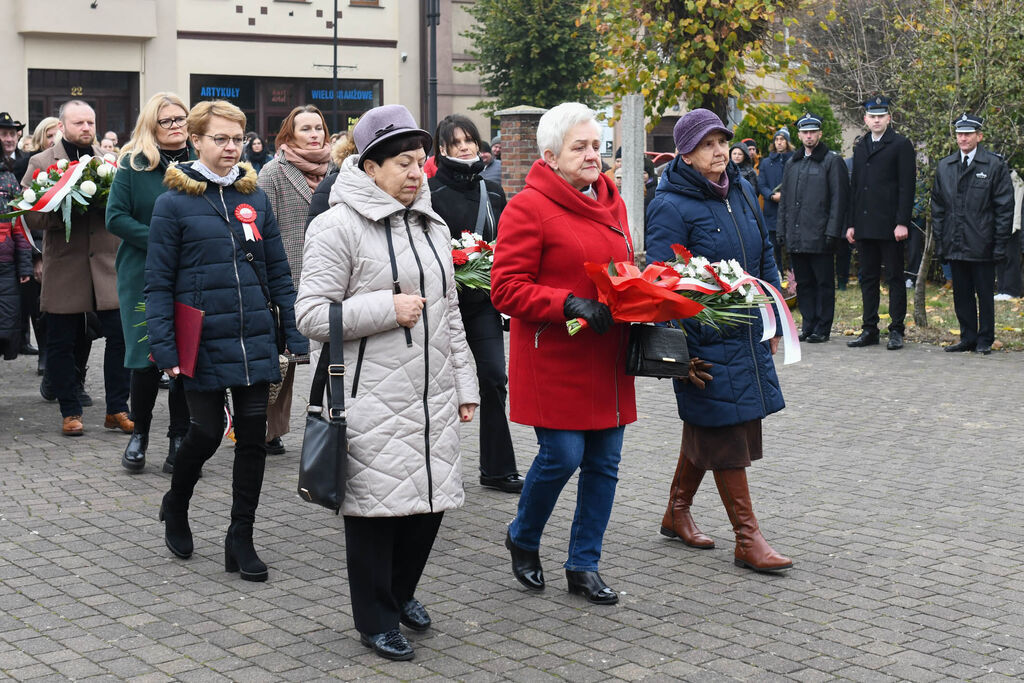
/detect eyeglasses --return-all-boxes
[157,116,188,129]
[198,134,245,148]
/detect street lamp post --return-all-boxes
[332,0,339,133]
[426,0,440,135]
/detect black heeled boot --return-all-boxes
[505,529,544,590]
[122,432,148,472]
[565,569,618,605]
[225,415,268,582]
[158,491,193,559]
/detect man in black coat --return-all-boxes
[845,96,916,350]
[930,113,1014,355]
[777,113,849,343]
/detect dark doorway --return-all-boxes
[28,69,140,144]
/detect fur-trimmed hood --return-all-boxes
[163,161,259,196]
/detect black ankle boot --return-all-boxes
[225,525,268,582]
[122,432,148,472]
[158,491,193,559]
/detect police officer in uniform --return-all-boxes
[845,96,916,350]
[930,113,1014,355]
[777,113,848,343]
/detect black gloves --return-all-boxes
[564,294,613,335]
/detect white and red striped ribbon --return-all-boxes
[673,274,801,365]
[19,160,88,213]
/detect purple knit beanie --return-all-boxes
[673,108,733,154]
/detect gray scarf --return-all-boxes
[193,160,240,187]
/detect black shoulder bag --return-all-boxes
[297,303,347,513]
[626,323,691,379]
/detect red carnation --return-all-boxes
[46,164,59,174]
[452,249,469,265]
[671,244,693,264]
[33,168,42,179]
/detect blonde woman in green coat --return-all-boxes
[106,92,193,474]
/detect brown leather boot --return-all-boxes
[713,468,792,572]
[659,448,714,548]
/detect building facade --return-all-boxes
[2,0,491,144]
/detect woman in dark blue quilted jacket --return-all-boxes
[645,109,792,573]
[146,100,307,583]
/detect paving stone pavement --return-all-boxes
[1,339,1023,682]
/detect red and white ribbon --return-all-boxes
[673,273,801,365]
[234,204,261,241]
[19,161,87,213]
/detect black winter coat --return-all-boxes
[757,151,791,231]
[930,146,1014,262]
[428,156,507,308]
[847,127,916,239]
[777,143,849,253]
[146,162,308,392]
[306,169,337,230]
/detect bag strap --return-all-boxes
[474,179,495,240]
[307,303,346,421]
[384,216,413,348]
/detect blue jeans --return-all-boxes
[508,426,625,572]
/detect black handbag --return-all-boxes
[626,323,690,379]
[297,303,347,513]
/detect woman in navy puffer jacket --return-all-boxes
[146,100,307,583]
[645,109,792,573]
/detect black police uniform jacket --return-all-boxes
[776,142,849,253]
[846,127,916,239]
[930,146,1014,262]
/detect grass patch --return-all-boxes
[789,277,1024,351]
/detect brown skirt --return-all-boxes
[682,419,763,471]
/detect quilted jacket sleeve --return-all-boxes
[296,209,401,343]
[144,194,181,370]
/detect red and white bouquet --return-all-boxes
[2,154,119,242]
[451,230,494,291]
[567,244,801,365]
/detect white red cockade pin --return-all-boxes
[235,204,261,241]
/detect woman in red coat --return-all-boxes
[490,102,636,605]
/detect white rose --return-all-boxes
[103,153,117,163]
[96,164,112,178]
[79,180,97,197]
[23,189,37,204]
[467,251,482,261]
[56,159,69,170]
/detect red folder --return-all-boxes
[174,302,204,378]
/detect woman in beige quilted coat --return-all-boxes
[295,104,479,662]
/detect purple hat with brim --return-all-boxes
[673,108,733,155]
[353,104,432,169]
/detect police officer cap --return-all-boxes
[864,96,891,115]
[954,112,983,133]
[796,112,822,131]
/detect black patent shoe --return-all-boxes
[505,529,544,590]
[565,570,619,605]
[158,493,193,559]
[798,331,809,342]
[399,598,431,631]
[886,330,904,350]
[945,340,974,352]
[846,331,879,347]
[265,436,286,455]
[121,433,148,472]
[480,473,524,493]
[807,333,830,343]
[360,629,414,661]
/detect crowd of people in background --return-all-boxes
[1,90,1022,664]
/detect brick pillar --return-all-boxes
[495,105,548,198]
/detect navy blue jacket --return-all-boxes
[145,162,308,392]
[645,157,785,428]
[757,151,791,232]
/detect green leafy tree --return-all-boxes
[734,93,843,155]
[580,0,811,127]
[460,0,600,115]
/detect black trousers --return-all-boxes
[949,260,995,347]
[790,252,836,337]
[995,231,1023,297]
[47,310,129,416]
[171,383,268,525]
[129,366,190,437]
[768,230,786,275]
[856,238,906,334]
[461,302,517,478]
[344,512,444,635]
